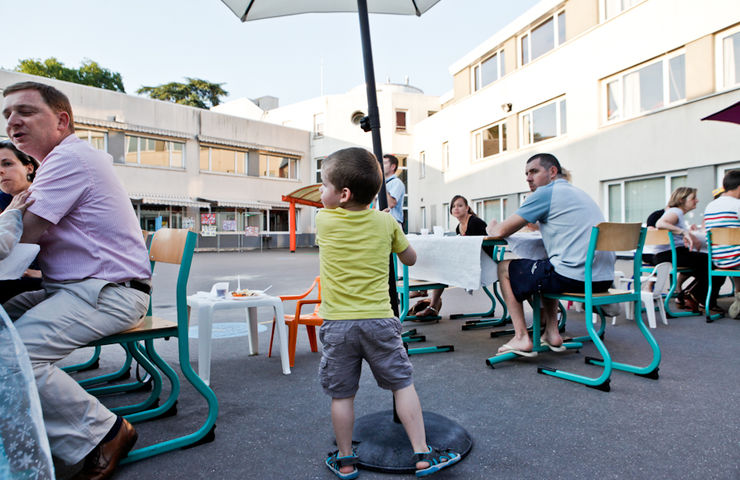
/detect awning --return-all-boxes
[197,198,289,209]
[281,183,322,208]
[129,193,211,208]
[77,116,191,139]
[701,100,740,125]
[197,135,303,156]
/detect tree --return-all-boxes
[137,78,228,109]
[15,57,125,92]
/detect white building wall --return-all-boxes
[410,0,740,232]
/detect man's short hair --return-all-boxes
[3,81,75,133]
[722,170,740,192]
[667,186,697,209]
[526,153,562,175]
[383,154,399,172]
[323,147,382,205]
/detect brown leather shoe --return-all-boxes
[77,419,137,480]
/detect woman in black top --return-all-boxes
[413,195,489,319]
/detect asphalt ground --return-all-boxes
[59,249,740,480]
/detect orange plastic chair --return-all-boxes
[268,276,323,367]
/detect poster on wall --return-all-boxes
[201,213,216,225]
[245,226,259,237]
[201,225,217,237]
[183,217,195,229]
[222,220,237,231]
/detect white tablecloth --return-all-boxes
[406,233,547,290]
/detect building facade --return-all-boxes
[0,70,314,251]
[410,0,740,232]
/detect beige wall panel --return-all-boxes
[453,68,470,102]
[565,0,598,41]
[503,37,517,74]
[685,34,715,100]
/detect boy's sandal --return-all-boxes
[413,446,461,477]
[326,450,359,480]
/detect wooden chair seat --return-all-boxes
[557,288,632,298]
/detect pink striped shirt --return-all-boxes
[28,135,151,283]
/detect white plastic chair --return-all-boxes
[621,262,671,328]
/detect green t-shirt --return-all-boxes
[316,208,410,320]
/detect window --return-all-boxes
[396,110,407,133]
[605,172,688,222]
[419,151,426,179]
[442,141,450,172]
[472,49,506,92]
[259,152,299,180]
[475,197,509,223]
[199,146,249,174]
[315,157,324,183]
[313,113,324,138]
[520,97,566,147]
[442,202,450,230]
[601,0,644,21]
[474,121,508,160]
[420,206,427,229]
[125,135,184,168]
[604,52,685,122]
[265,209,290,232]
[717,25,740,90]
[75,128,107,151]
[520,11,565,65]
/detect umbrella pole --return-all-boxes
[356,0,400,318]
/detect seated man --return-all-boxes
[487,153,615,356]
[2,81,151,480]
[704,169,740,318]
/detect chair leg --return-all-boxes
[306,325,318,352]
[288,322,298,368]
[268,319,276,358]
[656,297,668,325]
[642,292,657,329]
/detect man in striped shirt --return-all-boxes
[704,169,740,318]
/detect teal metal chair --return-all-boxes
[84,228,218,464]
[705,228,740,322]
[489,223,660,392]
[641,229,694,318]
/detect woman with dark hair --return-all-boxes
[412,195,490,319]
[0,140,42,303]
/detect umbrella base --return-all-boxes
[352,410,472,473]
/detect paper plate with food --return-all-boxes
[229,289,264,299]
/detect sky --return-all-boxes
[0,0,540,106]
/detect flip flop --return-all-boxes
[540,338,567,352]
[496,343,537,358]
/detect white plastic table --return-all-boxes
[187,293,290,384]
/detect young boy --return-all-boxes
[316,147,461,479]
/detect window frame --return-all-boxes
[602,49,687,124]
[473,120,508,161]
[715,23,740,92]
[419,151,426,179]
[258,151,301,181]
[600,0,645,23]
[75,128,108,151]
[441,141,450,172]
[124,134,185,169]
[199,145,250,175]
[603,171,689,223]
[519,9,566,67]
[471,48,506,92]
[395,110,408,133]
[519,97,567,148]
[474,196,508,224]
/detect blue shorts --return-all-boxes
[318,317,414,399]
[508,259,612,303]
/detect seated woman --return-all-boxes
[655,186,721,314]
[412,195,491,319]
[0,141,41,304]
[0,190,34,259]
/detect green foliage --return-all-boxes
[15,57,125,92]
[136,78,228,109]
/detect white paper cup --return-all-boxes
[420,228,429,235]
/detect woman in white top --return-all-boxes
[656,187,721,313]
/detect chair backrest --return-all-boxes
[708,227,740,246]
[594,222,643,251]
[150,229,190,265]
[649,262,672,295]
[644,229,671,246]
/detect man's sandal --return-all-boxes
[413,446,461,477]
[325,450,359,479]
